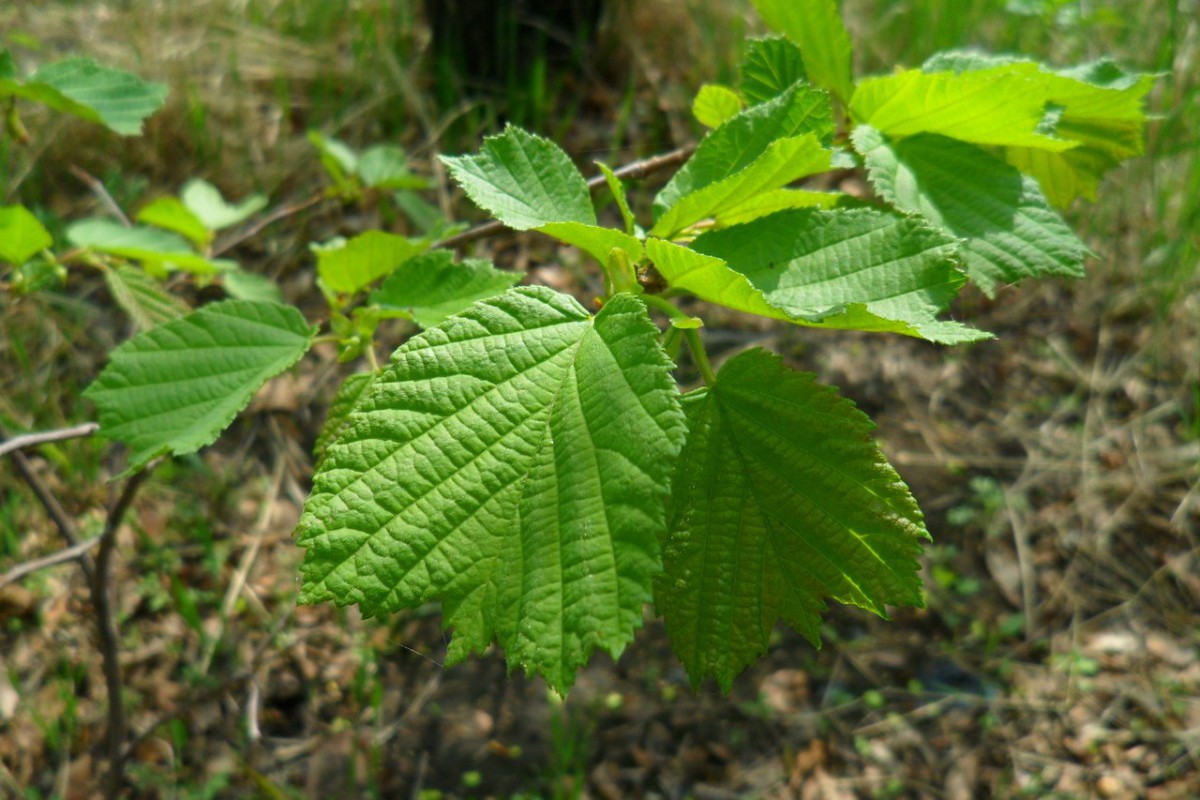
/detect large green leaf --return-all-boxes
[102,264,190,332]
[654,82,833,217]
[0,205,52,265]
[369,249,521,328]
[741,36,807,106]
[853,125,1086,295]
[651,133,831,238]
[0,58,167,135]
[316,230,429,294]
[850,66,1074,151]
[688,209,989,344]
[295,288,687,692]
[659,349,927,690]
[921,51,1155,207]
[750,0,853,102]
[84,300,316,470]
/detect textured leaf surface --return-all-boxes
[67,218,230,276]
[317,230,428,294]
[84,300,315,470]
[850,66,1073,151]
[102,264,190,331]
[646,238,791,324]
[537,222,644,265]
[295,288,686,692]
[853,125,1086,295]
[690,209,988,343]
[181,179,267,231]
[751,0,853,102]
[712,188,842,228]
[7,58,167,135]
[741,36,807,105]
[659,349,928,690]
[693,84,743,128]
[314,371,375,466]
[369,250,521,328]
[0,205,52,264]
[651,133,830,238]
[440,124,594,229]
[654,82,833,216]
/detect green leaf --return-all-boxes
[741,36,807,106]
[136,197,211,248]
[651,133,831,238]
[222,269,283,304]
[0,205,52,265]
[440,124,595,229]
[689,208,989,344]
[84,300,316,470]
[369,250,521,328]
[659,349,927,690]
[750,0,853,102]
[711,188,843,228]
[314,371,375,466]
[538,222,644,265]
[308,130,358,186]
[316,230,429,295]
[646,238,791,323]
[921,51,1155,207]
[596,162,636,236]
[850,66,1074,151]
[66,218,232,276]
[654,82,833,216]
[295,288,687,692]
[692,84,743,128]
[357,145,428,190]
[5,58,168,135]
[853,125,1086,295]
[102,264,190,332]
[180,179,267,232]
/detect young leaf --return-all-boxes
[659,349,928,691]
[222,269,284,304]
[295,287,687,693]
[440,124,595,229]
[84,300,316,470]
[180,179,268,232]
[316,230,429,295]
[596,162,637,236]
[693,84,743,128]
[654,82,833,216]
[136,197,211,248]
[711,188,842,228]
[369,249,521,328]
[67,218,232,276]
[750,0,853,103]
[0,205,52,265]
[102,264,190,331]
[689,208,989,344]
[650,133,831,238]
[308,131,359,186]
[853,125,1086,295]
[356,145,428,190]
[741,36,807,106]
[850,66,1074,151]
[4,58,168,135]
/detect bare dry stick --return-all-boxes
[0,422,99,458]
[211,192,329,258]
[4,446,94,583]
[0,537,99,591]
[433,145,696,251]
[69,165,132,227]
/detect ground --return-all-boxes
[1,1,1197,798]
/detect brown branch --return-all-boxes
[0,422,99,458]
[0,537,99,591]
[94,463,155,799]
[5,446,94,583]
[211,192,329,258]
[69,165,131,227]
[433,144,696,251]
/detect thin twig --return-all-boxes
[94,464,155,799]
[5,446,94,583]
[69,165,131,227]
[433,145,695,250]
[211,192,328,257]
[0,537,99,591]
[0,422,99,458]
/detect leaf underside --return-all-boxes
[296,287,686,693]
[659,349,928,691]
